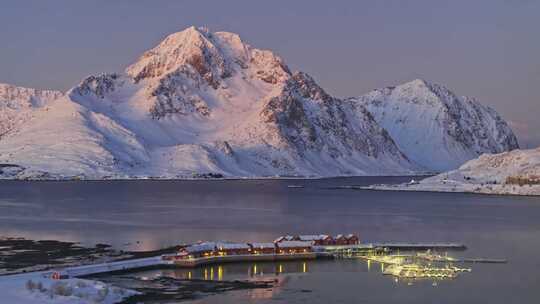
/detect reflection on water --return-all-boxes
[137,260,312,282]
[129,257,478,303]
[130,260,315,301]
[133,255,467,289]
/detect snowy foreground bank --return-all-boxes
[0,257,166,303]
[364,148,540,196]
[0,273,136,304]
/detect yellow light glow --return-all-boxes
[302,262,307,273]
[218,266,223,281]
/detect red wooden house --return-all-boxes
[215,242,251,255]
[345,234,359,245]
[249,242,277,254]
[334,234,348,245]
[276,241,312,254]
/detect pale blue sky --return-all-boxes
[1,0,538,146]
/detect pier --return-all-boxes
[312,242,466,257]
[370,242,467,250]
[459,258,507,264]
[48,256,166,278]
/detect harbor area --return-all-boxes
[0,233,511,303]
[1,233,504,284]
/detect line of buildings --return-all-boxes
[166,234,360,260]
[274,234,359,246]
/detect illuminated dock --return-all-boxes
[369,242,467,250]
[312,243,466,256]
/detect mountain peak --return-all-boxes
[126,26,291,89]
[412,78,429,85]
[125,26,228,85]
[159,26,211,48]
[396,78,437,93]
[372,78,461,108]
[403,78,429,87]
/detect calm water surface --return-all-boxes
[1,177,539,303]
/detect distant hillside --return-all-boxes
[351,79,518,172]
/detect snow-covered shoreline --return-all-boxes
[362,182,540,197]
[0,273,137,304]
[362,147,540,197]
[0,254,168,303]
[0,171,434,181]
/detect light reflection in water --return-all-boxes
[124,257,481,304]
[218,266,223,281]
[147,260,312,282]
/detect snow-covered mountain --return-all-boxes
[366,148,540,196]
[0,26,420,179]
[351,79,519,172]
[0,83,63,138]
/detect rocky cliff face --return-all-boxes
[351,79,519,172]
[259,72,405,160]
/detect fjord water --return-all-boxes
[1,177,540,303]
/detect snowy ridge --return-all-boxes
[366,148,540,196]
[0,27,520,180]
[351,79,519,172]
[0,83,63,138]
